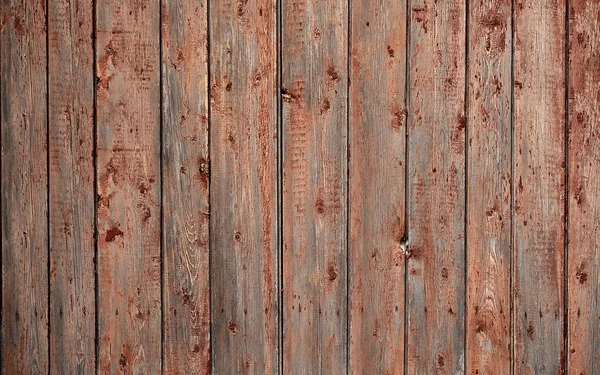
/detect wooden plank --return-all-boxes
[48,0,95,372]
[567,0,600,372]
[465,0,512,373]
[513,0,566,373]
[0,0,48,372]
[348,0,406,372]
[208,0,279,370]
[162,0,210,373]
[406,0,466,373]
[96,0,162,372]
[282,0,348,370]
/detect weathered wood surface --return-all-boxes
[406,0,467,373]
[1,0,49,373]
[513,0,566,373]
[162,0,211,373]
[466,0,512,373]
[48,0,96,373]
[348,0,406,372]
[96,0,162,372]
[208,0,279,370]
[282,0,348,370]
[568,0,600,372]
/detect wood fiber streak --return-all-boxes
[567,0,600,372]
[513,0,566,373]
[209,0,279,370]
[0,0,48,372]
[48,0,95,372]
[348,0,406,372]
[466,0,512,373]
[282,0,348,370]
[162,0,210,373]
[96,0,162,372]
[406,0,466,373]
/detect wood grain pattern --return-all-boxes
[348,0,406,372]
[282,0,348,371]
[568,0,600,372]
[162,0,210,373]
[466,0,512,373]
[48,0,96,372]
[406,0,466,373]
[1,0,49,372]
[208,0,279,370]
[96,0,162,372]
[513,0,566,373]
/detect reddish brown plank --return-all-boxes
[513,0,566,373]
[208,0,279,371]
[465,0,512,373]
[96,0,162,372]
[282,0,349,371]
[162,0,210,373]
[348,0,406,372]
[406,0,466,373]
[1,0,48,372]
[567,0,600,372]
[48,0,96,372]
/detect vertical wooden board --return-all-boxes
[465,0,512,373]
[348,0,406,373]
[513,0,565,373]
[209,0,279,370]
[96,0,162,373]
[0,0,48,373]
[162,0,210,373]
[406,0,466,373]
[48,0,95,373]
[567,0,600,372]
[282,0,348,371]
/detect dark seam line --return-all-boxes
[346,0,351,372]
[206,0,213,370]
[92,0,99,371]
[0,0,3,369]
[463,0,469,372]
[46,0,51,372]
[158,1,165,372]
[563,0,570,373]
[403,0,411,373]
[509,0,515,372]
[276,0,283,370]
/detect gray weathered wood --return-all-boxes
[513,0,566,373]
[162,0,211,372]
[209,0,279,370]
[96,0,162,372]
[282,0,348,371]
[406,0,466,373]
[348,0,406,372]
[1,0,49,372]
[466,0,512,373]
[48,0,96,372]
[567,0,600,372]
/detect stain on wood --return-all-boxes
[96,0,162,373]
[162,0,211,372]
[48,0,96,373]
[282,0,348,370]
[466,0,512,373]
[209,0,279,370]
[348,0,406,372]
[1,0,49,372]
[568,0,600,372]
[513,0,566,373]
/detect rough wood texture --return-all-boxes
[1,0,48,372]
[48,0,96,373]
[208,0,279,370]
[282,0,348,370]
[348,0,406,372]
[162,0,211,373]
[513,0,566,373]
[568,0,600,372]
[96,0,162,372]
[466,0,512,373]
[406,0,466,373]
